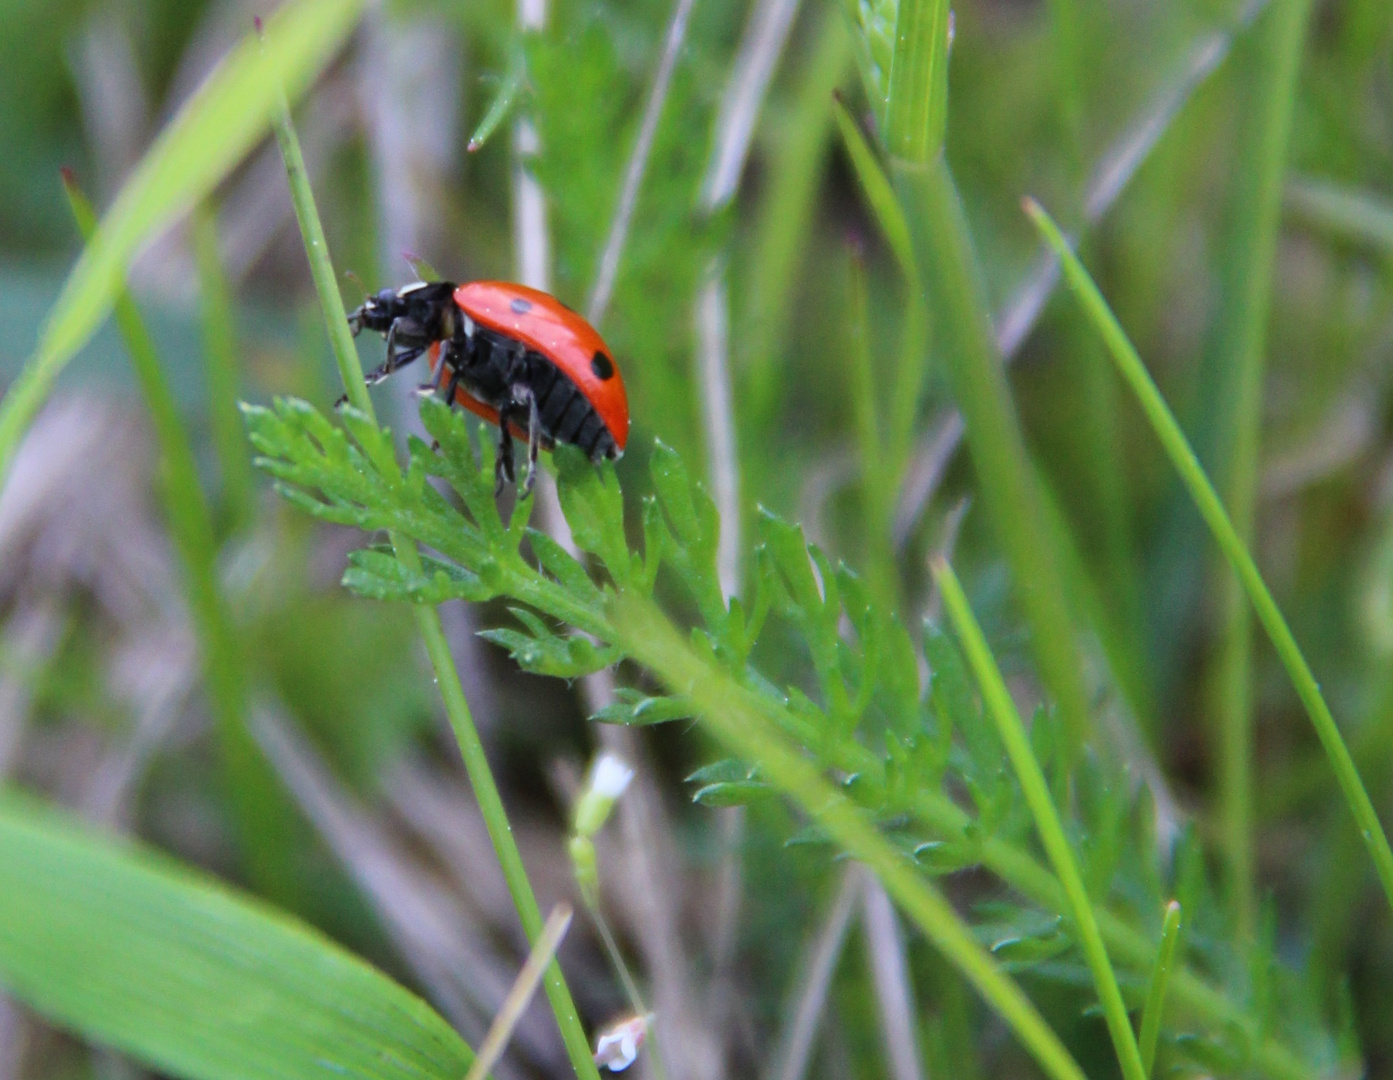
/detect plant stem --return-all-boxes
[934,558,1146,1080]
[846,247,895,607]
[896,157,1091,766]
[1207,0,1312,939]
[267,76,601,1080]
[1027,197,1393,917]
[611,592,1089,1080]
[1138,901,1182,1078]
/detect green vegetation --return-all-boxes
[0,0,1391,1078]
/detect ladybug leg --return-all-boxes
[494,415,517,495]
[519,387,541,498]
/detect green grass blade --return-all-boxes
[0,0,364,488]
[1285,176,1393,256]
[896,158,1092,766]
[1026,196,1393,916]
[832,97,916,284]
[883,0,951,162]
[193,204,255,535]
[609,591,1089,1080]
[1139,901,1182,1078]
[0,790,473,1080]
[62,174,298,900]
[1205,0,1312,937]
[933,558,1146,1080]
[741,9,852,427]
[467,48,525,154]
[268,85,602,1080]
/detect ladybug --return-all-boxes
[347,280,629,495]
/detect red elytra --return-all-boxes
[449,281,629,453]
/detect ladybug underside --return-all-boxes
[347,281,619,495]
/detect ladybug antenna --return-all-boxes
[342,268,366,300]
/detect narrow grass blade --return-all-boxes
[933,559,1147,1080]
[0,0,364,488]
[896,159,1091,765]
[1285,176,1393,256]
[193,204,254,534]
[0,790,473,1080]
[832,96,915,284]
[1139,901,1182,1078]
[833,97,932,479]
[62,174,298,899]
[1025,196,1393,915]
[468,49,525,153]
[610,592,1089,1080]
[1204,0,1313,937]
[846,246,893,604]
[268,79,601,1080]
[740,8,852,426]
[464,906,573,1080]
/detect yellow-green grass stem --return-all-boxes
[933,558,1146,1080]
[1206,0,1313,938]
[1026,196,1393,917]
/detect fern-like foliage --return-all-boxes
[247,395,1344,1080]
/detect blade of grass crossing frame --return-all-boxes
[1139,901,1182,1078]
[831,99,930,481]
[193,205,255,534]
[1025,196,1393,915]
[265,69,603,1080]
[932,559,1147,1080]
[1205,0,1313,938]
[62,175,300,901]
[896,159,1092,769]
[742,10,853,428]
[0,791,473,1080]
[610,592,1089,1080]
[846,246,894,606]
[0,0,365,489]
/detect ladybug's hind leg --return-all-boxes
[519,387,541,498]
[494,416,517,495]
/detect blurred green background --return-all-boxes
[1,0,1392,1077]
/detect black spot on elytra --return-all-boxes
[591,351,614,380]
[510,297,533,314]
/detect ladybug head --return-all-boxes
[348,288,406,337]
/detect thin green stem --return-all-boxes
[193,204,255,534]
[896,157,1091,767]
[1138,901,1182,1078]
[846,248,894,606]
[266,74,601,1080]
[1207,0,1312,938]
[62,175,296,898]
[1027,196,1393,916]
[742,9,853,431]
[934,558,1146,1080]
[611,592,1089,1080]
